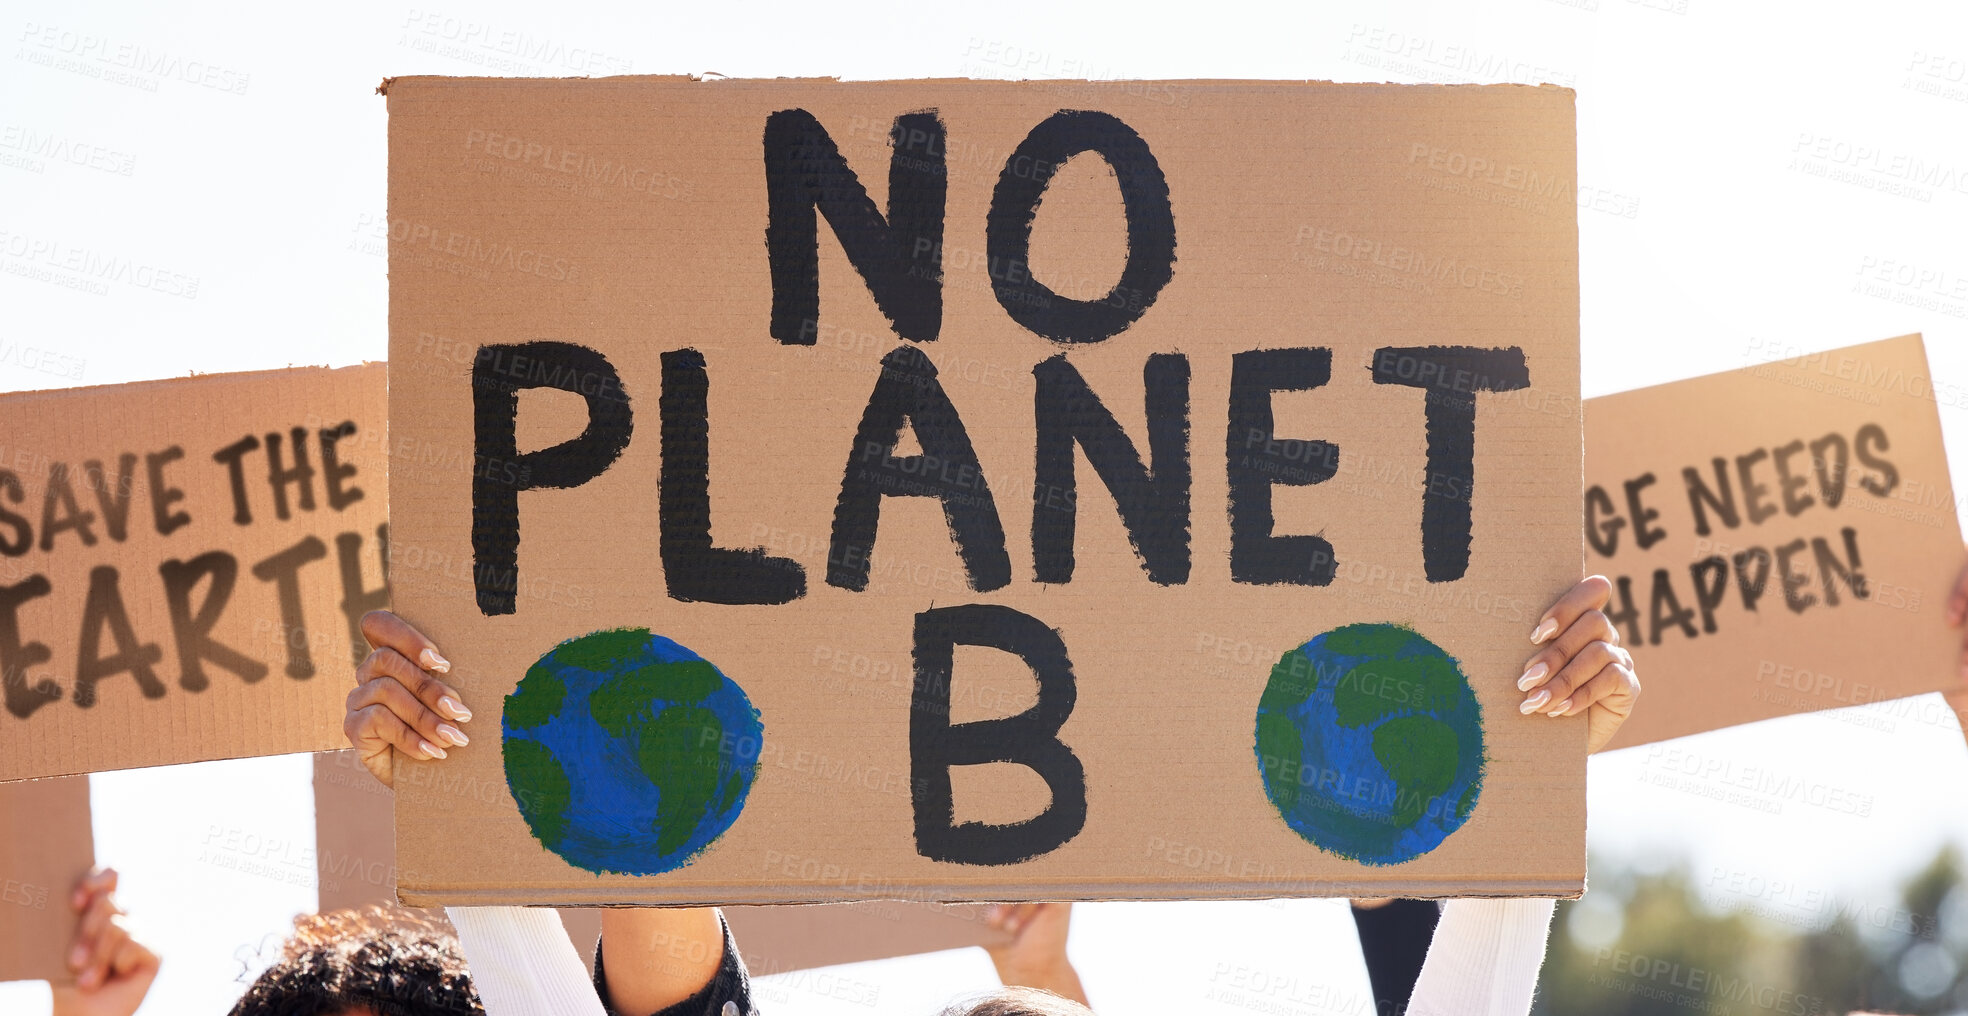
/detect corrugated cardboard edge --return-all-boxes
[398,877,1584,908]
[0,361,385,406]
[378,74,1574,98]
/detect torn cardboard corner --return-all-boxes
[0,775,93,984]
[388,77,1583,905]
[1589,335,1964,750]
[0,363,390,782]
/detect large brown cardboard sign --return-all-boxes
[1590,336,1963,750]
[0,775,93,983]
[387,77,1583,904]
[0,365,390,781]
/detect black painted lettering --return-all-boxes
[1623,473,1666,551]
[1584,484,1624,558]
[1370,346,1531,582]
[1812,527,1868,607]
[336,525,391,669]
[0,575,57,719]
[73,566,164,707]
[251,536,328,679]
[84,454,136,542]
[160,552,267,692]
[39,463,98,552]
[1228,348,1336,586]
[985,111,1176,343]
[1682,459,1738,536]
[320,422,364,511]
[829,347,1009,593]
[1772,440,1814,517]
[1732,547,1772,612]
[661,349,804,604]
[764,109,945,344]
[911,604,1086,865]
[146,446,190,536]
[1032,354,1190,584]
[1855,423,1898,496]
[472,342,634,616]
[1808,433,1849,508]
[212,435,260,525]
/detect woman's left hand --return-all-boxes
[1519,575,1641,753]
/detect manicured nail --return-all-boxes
[1530,618,1558,644]
[1548,699,1571,716]
[68,944,86,969]
[440,696,472,722]
[420,647,451,673]
[1520,689,1550,714]
[419,739,447,760]
[1517,662,1549,691]
[437,723,469,747]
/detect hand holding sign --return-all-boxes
[1518,576,1642,753]
[345,610,472,787]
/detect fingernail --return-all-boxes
[440,696,472,722]
[68,944,86,969]
[1520,689,1550,714]
[1517,662,1549,691]
[1531,618,1558,644]
[420,647,451,674]
[1548,699,1571,716]
[437,723,469,747]
[79,968,99,989]
[419,739,448,760]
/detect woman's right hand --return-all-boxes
[344,610,472,787]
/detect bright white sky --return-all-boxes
[5,0,1968,1012]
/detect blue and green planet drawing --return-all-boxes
[1254,623,1485,866]
[501,628,762,876]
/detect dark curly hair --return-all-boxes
[227,905,483,1016]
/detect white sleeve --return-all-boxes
[1405,898,1556,1016]
[445,906,609,1016]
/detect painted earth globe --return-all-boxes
[1254,622,1485,865]
[501,628,762,875]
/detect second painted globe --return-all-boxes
[502,628,762,876]
[1254,623,1484,865]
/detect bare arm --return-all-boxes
[598,908,728,1014]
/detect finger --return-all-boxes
[78,918,130,990]
[346,701,447,761]
[71,867,116,911]
[1525,640,1626,716]
[71,889,121,975]
[1559,661,1641,718]
[347,667,466,749]
[1529,575,1613,645]
[109,932,160,988]
[1519,609,1619,692]
[360,610,451,676]
[356,645,470,724]
[1948,555,1968,627]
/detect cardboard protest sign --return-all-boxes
[1588,335,1964,750]
[386,77,1584,904]
[0,775,92,983]
[724,901,1006,975]
[0,365,390,782]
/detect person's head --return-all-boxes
[942,987,1095,1016]
[227,905,482,1016]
